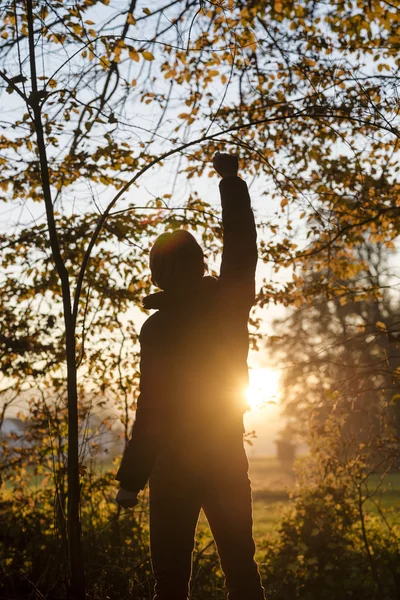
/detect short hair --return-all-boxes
[149,230,205,290]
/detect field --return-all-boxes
[193,456,400,549]
[249,456,295,540]
[4,455,400,543]
[2,455,400,599]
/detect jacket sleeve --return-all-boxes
[218,176,257,312]
[115,327,161,492]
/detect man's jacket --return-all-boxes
[116,176,257,492]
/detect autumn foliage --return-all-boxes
[1,0,400,598]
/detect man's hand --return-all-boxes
[213,152,239,178]
[116,487,139,509]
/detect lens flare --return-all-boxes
[245,368,280,411]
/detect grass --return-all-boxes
[194,456,292,550]
[2,456,400,539]
[188,456,400,564]
[197,457,400,544]
[249,456,293,541]
[363,472,400,520]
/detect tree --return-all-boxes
[1,1,400,598]
[0,2,223,596]
[269,242,400,456]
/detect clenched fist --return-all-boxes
[116,488,139,509]
[213,152,239,178]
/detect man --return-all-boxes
[116,152,265,600]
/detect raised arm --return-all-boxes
[213,153,258,312]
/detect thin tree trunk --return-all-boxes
[26,1,85,598]
[65,327,85,600]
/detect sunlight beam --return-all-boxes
[245,368,280,412]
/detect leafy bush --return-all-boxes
[260,484,400,600]
[0,475,226,600]
[2,404,400,599]
[260,413,400,600]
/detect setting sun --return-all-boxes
[245,368,281,412]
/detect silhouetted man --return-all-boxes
[116,152,265,600]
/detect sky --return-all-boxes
[0,0,360,456]
[5,0,396,455]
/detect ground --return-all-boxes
[5,454,400,541]
[190,456,400,551]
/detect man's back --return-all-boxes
[116,172,257,492]
[139,274,251,437]
[115,157,266,600]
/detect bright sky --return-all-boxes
[0,0,312,452]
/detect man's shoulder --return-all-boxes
[139,311,171,345]
[140,312,161,336]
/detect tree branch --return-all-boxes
[0,67,27,102]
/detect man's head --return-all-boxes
[149,230,205,291]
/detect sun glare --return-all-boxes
[245,368,281,412]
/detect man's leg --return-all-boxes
[149,467,201,600]
[202,442,265,600]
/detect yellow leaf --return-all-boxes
[274,0,283,12]
[127,12,136,25]
[143,7,151,15]
[142,50,154,61]
[178,113,190,119]
[311,528,320,537]
[71,23,83,35]
[376,321,386,331]
[48,79,57,88]
[280,198,288,208]
[129,48,139,62]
